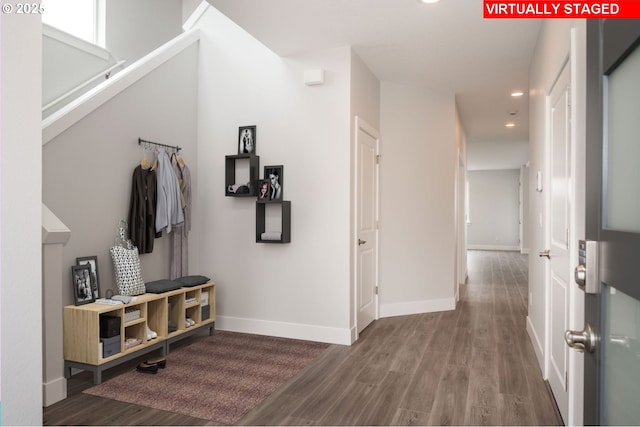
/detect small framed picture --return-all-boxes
[238,125,256,154]
[77,256,100,300]
[264,165,284,201]
[72,264,95,305]
[257,179,270,201]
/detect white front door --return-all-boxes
[355,117,379,334]
[547,61,572,423]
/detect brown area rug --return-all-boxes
[84,331,329,424]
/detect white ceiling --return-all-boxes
[207,0,541,143]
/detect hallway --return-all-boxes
[238,250,563,425]
[44,250,563,426]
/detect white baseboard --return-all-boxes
[43,377,67,407]
[467,244,521,251]
[216,315,353,345]
[379,297,456,318]
[526,316,545,374]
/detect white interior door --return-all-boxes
[356,117,379,334]
[547,61,572,423]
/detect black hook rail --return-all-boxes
[138,137,182,152]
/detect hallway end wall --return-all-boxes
[467,169,521,251]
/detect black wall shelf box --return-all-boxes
[256,201,291,244]
[225,154,260,197]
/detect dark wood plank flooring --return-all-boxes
[44,250,563,426]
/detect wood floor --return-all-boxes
[44,250,563,426]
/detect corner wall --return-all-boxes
[349,51,380,337]
[194,7,353,344]
[1,4,43,424]
[378,82,457,317]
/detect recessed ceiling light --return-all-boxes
[419,0,441,3]
[505,123,516,128]
[511,90,524,97]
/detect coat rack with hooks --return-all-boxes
[138,137,182,153]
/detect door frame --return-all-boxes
[353,116,380,340]
[541,26,586,426]
[545,56,572,424]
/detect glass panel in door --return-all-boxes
[604,41,640,232]
[601,284,640,425]
[597,23,640,426]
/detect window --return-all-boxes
[42,0,105,46]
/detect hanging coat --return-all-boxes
[170,159,191,279]
[128,165,158,254]
[155,148,184,234]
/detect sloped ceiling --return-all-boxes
[207,0,541,144]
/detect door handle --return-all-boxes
[565,323,597,353]
[358,239,367,246]
[539,250,551,259]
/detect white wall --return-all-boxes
[349,52,380,333]
[195,7,353,344]
[378,82,457,317]
[182,0,201,23]
[521,164,530,253]
[43,25,119,106]
[528,19,586,426]
[467,139,528,170]
[455,107,468,291]
[106,0,183,65]
[1,3,44,424]
[467,169,520,251]
[42,44,199,304]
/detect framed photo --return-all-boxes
[238,125,256,155]
[77,255,100,300]
[257,179,270,201]
[72,264,95,305]
[264,165,284,201]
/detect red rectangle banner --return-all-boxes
[484,1,640,18]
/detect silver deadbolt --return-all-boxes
[358,239,367,246]
[574,264,587,287]
[539,249,551,259]
[565,323,597,353]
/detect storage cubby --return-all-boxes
[167,294,184,335]
[201,287,212,321]
[64,282,215,384]
[256,201,291,243]
[147,298,167,339]
[124,320,145,350]
[225,154,260,197]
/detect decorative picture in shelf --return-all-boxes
[72,264,95,305]
[257,179,270,200]
[265,165,283,201]
[77,255,100,299]
[238,125,256,154]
